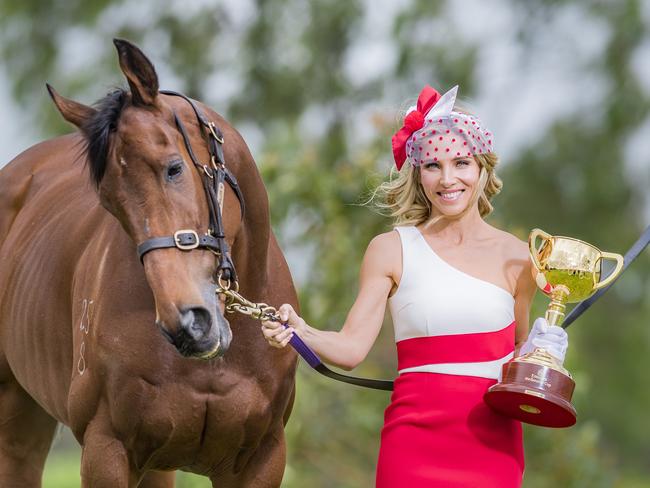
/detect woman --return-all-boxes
[261,85,568,487]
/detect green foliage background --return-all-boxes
[0,0,648,486]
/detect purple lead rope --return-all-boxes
[284,323,323,368]
[280,323,394,391]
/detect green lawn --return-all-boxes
[38,446,650,488]
[43,448,211,487]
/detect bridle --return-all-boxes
[136,90,244,289]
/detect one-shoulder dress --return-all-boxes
[376,226,524,487]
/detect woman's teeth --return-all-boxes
[438,190,463,201]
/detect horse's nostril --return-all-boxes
[179,307,212,340]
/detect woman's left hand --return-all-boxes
[518,317,569,362]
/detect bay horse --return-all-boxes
[0,39,298,487]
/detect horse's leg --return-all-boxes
[137,470,175,488]
[211,428,287,488]
[80,413,137,488]
[0,380,58,488]
[81,420,177,488]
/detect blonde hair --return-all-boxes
[372,152,503,227]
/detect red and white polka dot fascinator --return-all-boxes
[391,85,494,170]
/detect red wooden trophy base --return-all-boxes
[484,359,577,428]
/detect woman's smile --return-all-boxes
[437,189,465,202]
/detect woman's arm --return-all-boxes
[261,231,400,371]
[512,242,537,355]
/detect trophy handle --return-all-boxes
[593,252,625,290]
[528,228,553,270]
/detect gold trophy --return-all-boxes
[484,229,624,428]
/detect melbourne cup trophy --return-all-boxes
[484,228,624,428]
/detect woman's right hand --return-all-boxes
[261,303,305,348]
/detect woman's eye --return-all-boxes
[456,160,470,166]
[166,162,184,181]
[423,162,440,169]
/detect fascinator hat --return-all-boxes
[391,85,494,170]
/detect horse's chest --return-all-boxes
[110,373,277,468]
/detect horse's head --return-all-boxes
[47,39,243,360]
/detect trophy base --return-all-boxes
[484,358,577,428]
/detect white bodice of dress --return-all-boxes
[388,226,516,379]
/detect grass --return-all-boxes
[43,446,211,487]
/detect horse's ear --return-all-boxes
[113,38,159,106]
[46,84,97,128]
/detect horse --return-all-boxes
[0,38,298,487]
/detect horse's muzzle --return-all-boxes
[158,306,231,360]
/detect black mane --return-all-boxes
[81,89,128,187]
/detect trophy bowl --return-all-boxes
[484,229,624,428]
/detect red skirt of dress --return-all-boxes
[376,372,524,488]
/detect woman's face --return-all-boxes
[419,155,481,217]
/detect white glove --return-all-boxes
[518,317,569,362]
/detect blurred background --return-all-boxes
[0,0,649,486]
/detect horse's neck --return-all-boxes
[228,153,274,295]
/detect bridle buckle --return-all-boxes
[174,230,200,250]
[208,122,224,144]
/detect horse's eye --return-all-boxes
[166,162,184,181]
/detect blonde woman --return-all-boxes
[261,85,568,487]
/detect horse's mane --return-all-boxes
[81,88,128,187]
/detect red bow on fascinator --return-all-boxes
[391,85,442,170]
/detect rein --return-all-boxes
[137,90,394,391]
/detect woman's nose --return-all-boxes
[440,167,456,186]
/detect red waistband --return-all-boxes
[396,321,516,370]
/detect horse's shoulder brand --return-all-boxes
[78,298,94,375]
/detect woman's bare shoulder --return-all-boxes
[364,230,402,286]
[366,230,400,258]
[488,227,529,260]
